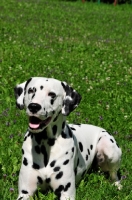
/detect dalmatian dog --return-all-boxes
[14,77,122,200]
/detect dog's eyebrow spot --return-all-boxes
[33,87,36,92]
[40,86,43,90]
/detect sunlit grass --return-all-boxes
[0,0,132,199]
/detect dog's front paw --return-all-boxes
[17,194,31,200]
[114,181,122,190]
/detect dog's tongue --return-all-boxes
[29,123,40,129]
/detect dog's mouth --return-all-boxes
[29,116,52,129]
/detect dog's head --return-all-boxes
[14,77,81,133]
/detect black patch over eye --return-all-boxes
[28,88,34,94]
[48,92,56,99]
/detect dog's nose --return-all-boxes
[28,103,41,113]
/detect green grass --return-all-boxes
[0,0,132,199]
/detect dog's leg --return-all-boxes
[52,169,76,200]
[96,135,122,190]
[17,166,39,200]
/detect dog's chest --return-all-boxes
[22,130,75,172]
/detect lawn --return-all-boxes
[0,0,132,199]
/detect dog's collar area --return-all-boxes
[29,116,52,129]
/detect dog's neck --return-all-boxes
[29,112,68,167]
[30,112,67,144]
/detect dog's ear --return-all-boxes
[14,81,27,110]
[61,82,82,116]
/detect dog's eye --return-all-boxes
[28,88,34,94]
[48,92,56,99]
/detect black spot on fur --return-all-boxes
[48,138,55,146]
[72,147,74,152]
[40,86,43,90]
[55,185,64,196]
[22,149,24,154]
[22,190,28,194]
[23,157,28,166]
[62,121,65,129]
[56,171,63,179]
[74,168,77,175]
[63,159,69,165]
[41,145,48,166]
[53,115,58,122]
[35,130,47,144]
[32,162,40,169]
[81,170,86,177]
[18,198,23,200]
[61,131,67,139]
[24,136,27,141]
[35,145,41,154]
[37,176,43,184]
[50,160,56,167]
[52,125,57,135]
[32,94,35,99]
[64,182,71,192]
[65,151,68,154]
[33,87,36,92]
[79,142,83,152]
[14,86,23,98]
[98,137,102,142]
[88,149,90,155]
[77,158,79,166]
[70,127,76,131]
[24,78,32,91]
[86,155,88,161]
[67,126,72,138]
[46,178,51,183]
[116,143,119,148]
[52,110,55,114]
[28,88,33,94]
[102,130,106,132]
[27,132,31,137]
[50,99,54,105]
[90,145,93,150]
[54,166,60,172]
[110,139,114,143]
